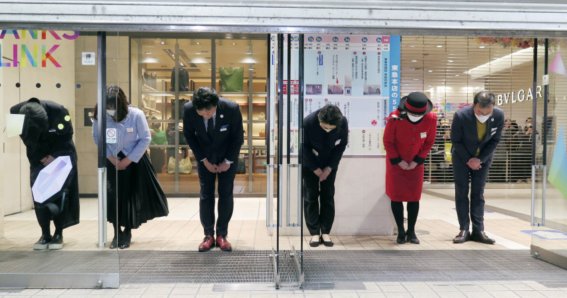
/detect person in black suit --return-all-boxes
[451,91,504,245]
[302,104,349,247]
[183,87,244,252]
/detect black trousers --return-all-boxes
[452,155,491,232]
[197,162,236,237]
[303,167,338,236]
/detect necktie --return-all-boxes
[207,118,214,137]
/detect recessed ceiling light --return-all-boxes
[413,78,419,81]
[428,70,433,73]
[455,74,460,77]
[232,42,237,46]
[411,59,418,63]
[160,41,165,45]
[479,45,486,49]
[196,42,200,45]
[144,51,152,55]
[436,45,443,48]
[448,60,454,63]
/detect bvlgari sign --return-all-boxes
[496,85,542,106]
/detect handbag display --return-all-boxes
[219,67,244,92]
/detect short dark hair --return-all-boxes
[192,87,219,110]
[317,104,343,126]
[473,91,496,108]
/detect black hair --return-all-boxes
[93,85,129,122]
[473,91,496,108]
[317,104,343,126]
[192,87,219,110]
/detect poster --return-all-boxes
[285,34,400,156]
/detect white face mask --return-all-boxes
[106,109,116,117]
[475,113,491,123]
[407,114,424,123]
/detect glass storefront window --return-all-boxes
[130,35,268,196]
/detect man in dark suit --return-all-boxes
[451,91,504,245]
[302,104,349,247]
[183,87,244,252]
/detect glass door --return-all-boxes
[0,30,119,288]
[267,33,304,289]
[531,38,567,269]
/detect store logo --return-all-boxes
[0,30,80,68]
[496,85,542,106]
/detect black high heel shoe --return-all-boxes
[119,230,131,249]
[406,230,420,244]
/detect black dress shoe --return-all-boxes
[406,231,420,244]
[471,231,495,245]
[396,231,406,244]
[453,230,470,244]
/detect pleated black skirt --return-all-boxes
[106,152,169,229]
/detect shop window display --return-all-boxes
[131,36,268,195]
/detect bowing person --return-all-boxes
[383,92,437,244]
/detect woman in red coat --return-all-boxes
[383,92,437,244]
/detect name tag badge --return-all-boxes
[127,127,134,133]
[220,127,228,132]
[491,127,497,132]
[491,131,496,136]
[106,128,117,144]
[335,139,341,146]
[312,149,319,156]
[420,132,427,139]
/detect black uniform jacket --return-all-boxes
[302,109,349,171]
[183,99,244,164]
[10,98,80,228]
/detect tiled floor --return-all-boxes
[1,188,567,297]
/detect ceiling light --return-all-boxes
[411,59,417,63]
[428,70,433,73]
[160,41,165,45]
[436,45,443,48]
[141,57,159,64]
[479,45,485,49]
[241,57,257,64]
[196,41,200,45]
[232,42,237,46]
[144,51,152,55]
[466,47,540,79]
[191,57,208,64]
[448,60,454,63]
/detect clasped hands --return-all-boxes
[203,159,231,173]
[314,167,332,182]
[108,156,132,170]
[466,157,482,170]
[398,160,418,170]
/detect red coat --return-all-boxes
[383,110,437,202]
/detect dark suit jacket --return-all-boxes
[302,109,349,171]
[183,99,244,164]
[450,105,504,164]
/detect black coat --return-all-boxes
[302,109,349,171]
[10,98,80,229]
[183,99,244,164]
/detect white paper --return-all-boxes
[32,156,73,203]
[6,113,25,137]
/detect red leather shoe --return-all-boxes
[216,235,232,252]
[198,235,215,252]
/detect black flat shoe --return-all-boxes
[119,230,132,249]
[406,231,420,244]
[321,234,334,247]
[309,235,321,247]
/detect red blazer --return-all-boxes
[383,110,437,202]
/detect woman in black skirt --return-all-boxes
[92,85,168,249]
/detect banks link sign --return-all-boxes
[0,30,80,68]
